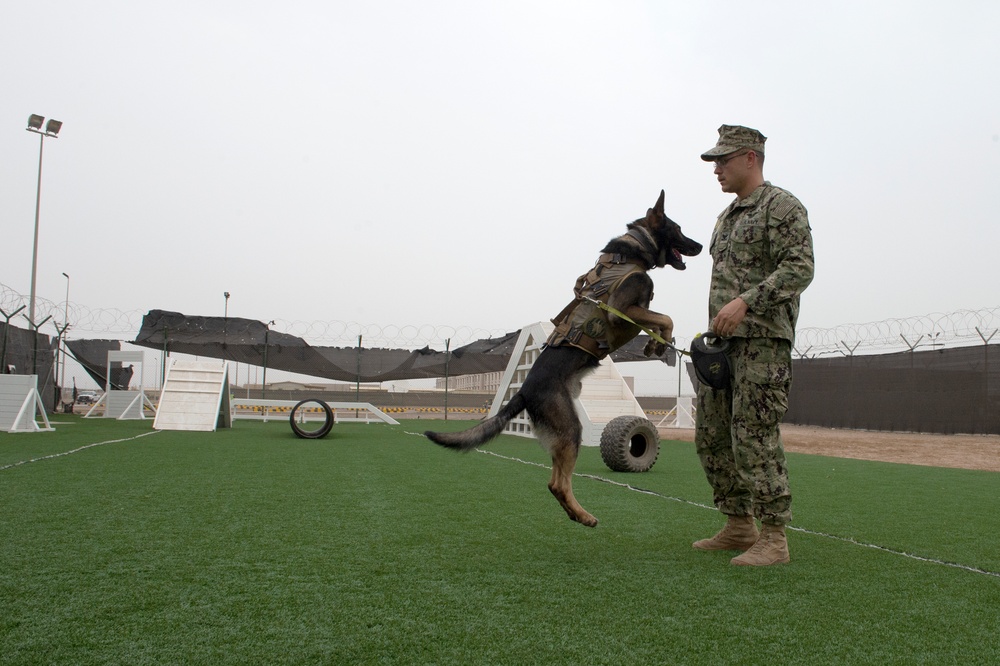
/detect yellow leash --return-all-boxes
[580,295,688,356]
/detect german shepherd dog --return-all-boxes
[425,191,702,527]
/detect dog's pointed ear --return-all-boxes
[646,189,666,223]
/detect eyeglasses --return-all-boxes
[712,151,750,168]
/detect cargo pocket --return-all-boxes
[740,340,791,424]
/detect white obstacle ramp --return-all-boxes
[491,322,645,447]
[153,360,232,432]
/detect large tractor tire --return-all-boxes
[599,415,660,473]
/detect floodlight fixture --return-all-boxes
[26,114,63,136]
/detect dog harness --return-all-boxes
[547,252,647,359]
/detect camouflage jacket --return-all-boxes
[708,182,814,342]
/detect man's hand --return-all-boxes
[711,298,748,337]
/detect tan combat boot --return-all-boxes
[730,523,790,566]
[692,515,759,552]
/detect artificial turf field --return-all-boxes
[2,415,998,665]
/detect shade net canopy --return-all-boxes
[131,310,673,384]
[64,339,134,390]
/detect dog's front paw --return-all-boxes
[643,338,667,358]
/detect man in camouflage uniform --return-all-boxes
[692,125,815,566]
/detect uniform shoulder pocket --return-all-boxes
[769,193,803,221]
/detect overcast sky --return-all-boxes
[3,1,999,357]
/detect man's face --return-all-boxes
[712,150,751,194]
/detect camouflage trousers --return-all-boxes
[694,337,793,526]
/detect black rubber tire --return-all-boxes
[599,415,660,472]
[289,398,334,439]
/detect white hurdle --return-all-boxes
[0,374,53,433]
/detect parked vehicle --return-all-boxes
[76,392,99,405]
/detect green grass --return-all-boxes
[2,415,999,665]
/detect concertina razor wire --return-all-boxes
[3,281,999,356]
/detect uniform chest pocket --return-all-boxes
[732,221,766,246]
[710,230,731,261]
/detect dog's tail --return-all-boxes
[425,393,526,451]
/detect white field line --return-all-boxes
[0,430,162,472]
[470,448,1000,580]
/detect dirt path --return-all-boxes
[660,424,1000,472]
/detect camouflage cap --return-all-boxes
[700,124,767,161]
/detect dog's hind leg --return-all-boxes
[520,350,600,527]
[534,405,597,527]
[547,436,597,527]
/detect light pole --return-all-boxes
[60,272,70,398]
[25,114,62,328]
[224,291,236,389]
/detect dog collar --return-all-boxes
[622,227,661,269]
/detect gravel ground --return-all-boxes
[660,424,1000,472]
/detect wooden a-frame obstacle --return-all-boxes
[153,359,232,432]
[490,321,646,447]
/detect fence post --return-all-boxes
[839,341,861,429]
[26,314,52,376]
[676,347,683,399]
[444,338,451,421]
[976,327,997,433]
[53,320,69,410]
[161,327,169,390]
[839,341,859,356]
[262,321,274,401]
[900,334,923,373]
[0,306,27,374]
[355,335,362,418]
